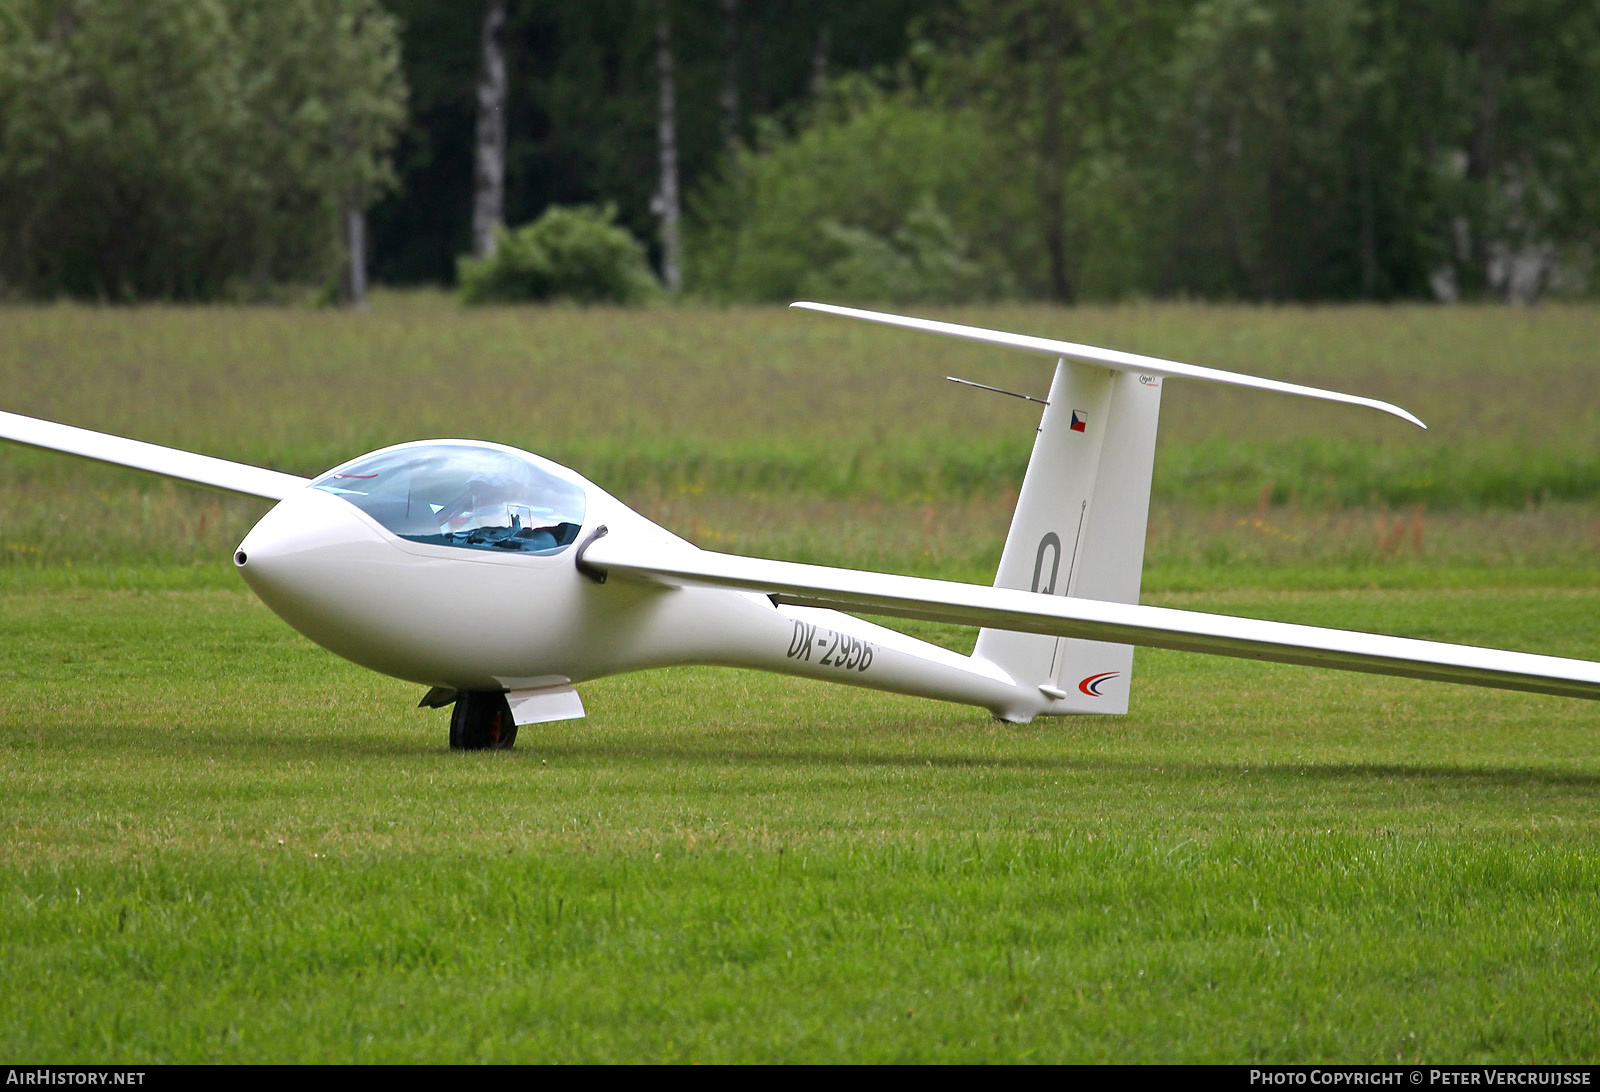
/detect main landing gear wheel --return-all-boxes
[449,691,518,751]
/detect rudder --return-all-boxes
[972,361,1163,716]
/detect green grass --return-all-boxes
[3,298,1598,528]
[3,299,1596,573]
[2,586,1598,1061]
[1,301,1598,1061]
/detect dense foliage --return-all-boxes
[688,87,1021,304]
[690,0,1600,303]
[2,0,1596,302]
[371,0,939,286]
[0,0,404,300]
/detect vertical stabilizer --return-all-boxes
[972,361,1163,715]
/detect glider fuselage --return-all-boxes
[234,446,1046,720]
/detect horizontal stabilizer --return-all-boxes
[581,538,1600,702]
[791,302,1425,429]
[0,410,307,500]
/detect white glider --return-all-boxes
[2,304,1595,750]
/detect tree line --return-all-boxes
[0,0,403,302]
[1,0,1596,304]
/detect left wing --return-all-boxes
[0,410,307,500]
[579,537,1600,701]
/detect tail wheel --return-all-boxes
[449,691,518,751]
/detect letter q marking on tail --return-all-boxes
[1032,533,1062,595]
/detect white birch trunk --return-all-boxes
[720,0,740,156]
[810,23,830,97]
[343,203,367,309]
[471,0,508,260]
[656,9,683,293]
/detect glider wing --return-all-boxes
[580,537,1600,701]
[0,409,307,501]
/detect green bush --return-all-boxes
[798,195,1002,304]
[687,84,1034,303]
[458,204,661,305]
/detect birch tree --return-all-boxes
[720,0,740,156]
[654,6,683,293]
[471,0,508,259]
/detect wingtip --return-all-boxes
[790,300,842,315]
[791,300,871,317]
[1388,405,1428,430]
[1355,397,1426,430]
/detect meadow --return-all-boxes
[0,298,1597,1061]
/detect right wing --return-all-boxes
[0,410,307,501]
[580,537,1600,701]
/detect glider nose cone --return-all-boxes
[233,482,583,690]
[233,487,390,620]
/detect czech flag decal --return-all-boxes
[1070,410,1088,432]
[1078,671,1119,697]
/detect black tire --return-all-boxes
[449,691,518,751]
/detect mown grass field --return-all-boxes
[1,298,1597,1061]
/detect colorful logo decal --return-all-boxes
[1077,671,1119,697]
[1069,410,1088,432]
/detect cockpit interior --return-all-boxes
[311,443,585,555]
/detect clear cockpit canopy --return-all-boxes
[311,443,585,556]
